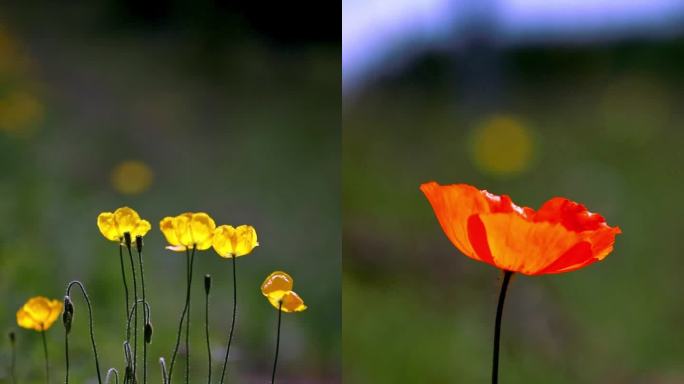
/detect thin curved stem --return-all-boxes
[219,255,237,383]
[136,242,149,384]
[126,242,139,383]
[271,302,282,384]
[119,243,131,342]
[66,280,103,384]
[159,358,168,384]
[105,368,120,384]
[204,278,211,384]
[64,328,69,383]
[41,329,49,384]
[168,247,196,383]
[492,270,513,384]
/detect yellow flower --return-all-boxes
[16,296,63,331]
[261,271,307,313]
[212,225,259,258]
[160,212,216,252]
[97,207,151,242]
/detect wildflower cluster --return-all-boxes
[11,206,306,384]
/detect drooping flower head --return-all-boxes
[261,271,307,313]
[16,296,63,331]
[212,225,259,258]
[160,212,216,252]
[420,182,621,275]
[97,207,151,242]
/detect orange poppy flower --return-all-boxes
[420,182,621,275]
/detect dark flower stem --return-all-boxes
[66,280,103,384]
[492,270,513,384]
[184,246,196,384]
[119,243,131,342]
[136,239,149,384]
[41,329,49,384]
[125,239,139,382]
[168,246,196,383]
[105,368,120,384]
[271,301,282,384]
[205,276,211,384]
[219,255,238,384]
[9,332,16,384]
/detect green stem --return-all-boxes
[168,247,196,383]
[9,332,16,384]
[119,243,131,342]
[219,255,237,383]
[185,247,196,384]
[126,240,139,383]
[271,302,282,384]
[492,270,513,384]
[41,329,49,384]
[205,277,211,384]
[136,240,149,384]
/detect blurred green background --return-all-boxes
[343,2,684,383]
[0,1,340,382]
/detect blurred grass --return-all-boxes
[343,41,684,383]
[0,3,340,382]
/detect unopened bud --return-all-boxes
[204,274,211,294]
[124,232,132,248]
[8,331,15,344]
[144,322,153,344]
[135,235,143,253]
[63,296,74,334]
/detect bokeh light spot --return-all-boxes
[0,91,43,137]
[110,160,154,195]
[469,115,534,177]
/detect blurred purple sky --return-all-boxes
[343,0,684,93]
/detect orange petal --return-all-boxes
[420,182,494,263]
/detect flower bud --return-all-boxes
[136,235,143,253]
[62,296,74,334]
[144,322,153,344]
[8,331,15,344]
[124,232,132,248]
[204,274,211,294]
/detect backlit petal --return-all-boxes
[113,207,141,235]
[160,216,182,248]
[234,225,258,257]
[261,271,294,299]
[268,291,307,313]
[212,225,236,257]
[173,213,194,247]
[132,219,151,238]
[190,213,216,250]
[97,212,120,241]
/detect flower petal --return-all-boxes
[190,213,216,250]
[271,291,307,313]
[132,219,151,238]
[113,207,142,235]
[212,225,236,257]
[234,225,258,257]
[420,182,498,263]
[97,212,120,241]
[261,271,294,298]
[160,216,181,247]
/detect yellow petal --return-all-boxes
[113,207,142,235]
[97,212,120,241]
[261,271,294,299]
[212,225,236,257]
[132,219,151,238]
[268,291,307,313]
[16,307,39,331]
[234,225,258,257]
[160,216,182,248]
[190,213,216,250]
[173,213,194,247]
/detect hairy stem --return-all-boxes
[126,240,139,383]
[168,247,196,383]
[66,280,103,384]
[136,240,149,384]
[41,329,49,384]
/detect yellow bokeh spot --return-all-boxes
[0,91,43,137]
[111,160,153,195]
[469,115,534,177]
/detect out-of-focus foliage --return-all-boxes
[343,38,684,383]
[0,1,340,382]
